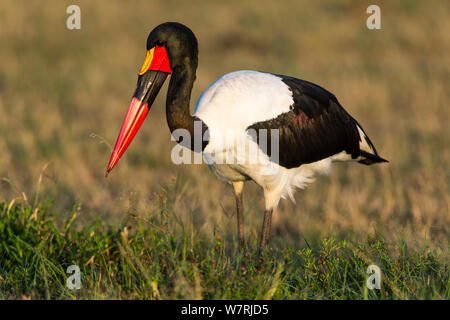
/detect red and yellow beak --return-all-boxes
[106,46,171,176]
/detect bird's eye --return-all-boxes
[156,41,164,47]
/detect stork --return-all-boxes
[106,22,387,251]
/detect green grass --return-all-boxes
[0,195,447,299]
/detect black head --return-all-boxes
[147,22,198,71]
[106,22,198,175]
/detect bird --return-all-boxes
[106,22,388,252]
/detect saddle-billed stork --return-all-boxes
[106,22,387,251]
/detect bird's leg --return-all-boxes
[232,181,245,250]
[258,209,273,253]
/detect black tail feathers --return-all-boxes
[358,151,389,165]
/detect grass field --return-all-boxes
[0,199,447,299]
[0,0,448,299]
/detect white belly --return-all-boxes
[202,133,337,209]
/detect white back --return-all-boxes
[194,70,293,130]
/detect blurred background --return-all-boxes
[0,0,448,249]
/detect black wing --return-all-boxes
[247,75,363,169]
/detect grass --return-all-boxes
[0,0,449,299]
[0,180,448,299]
